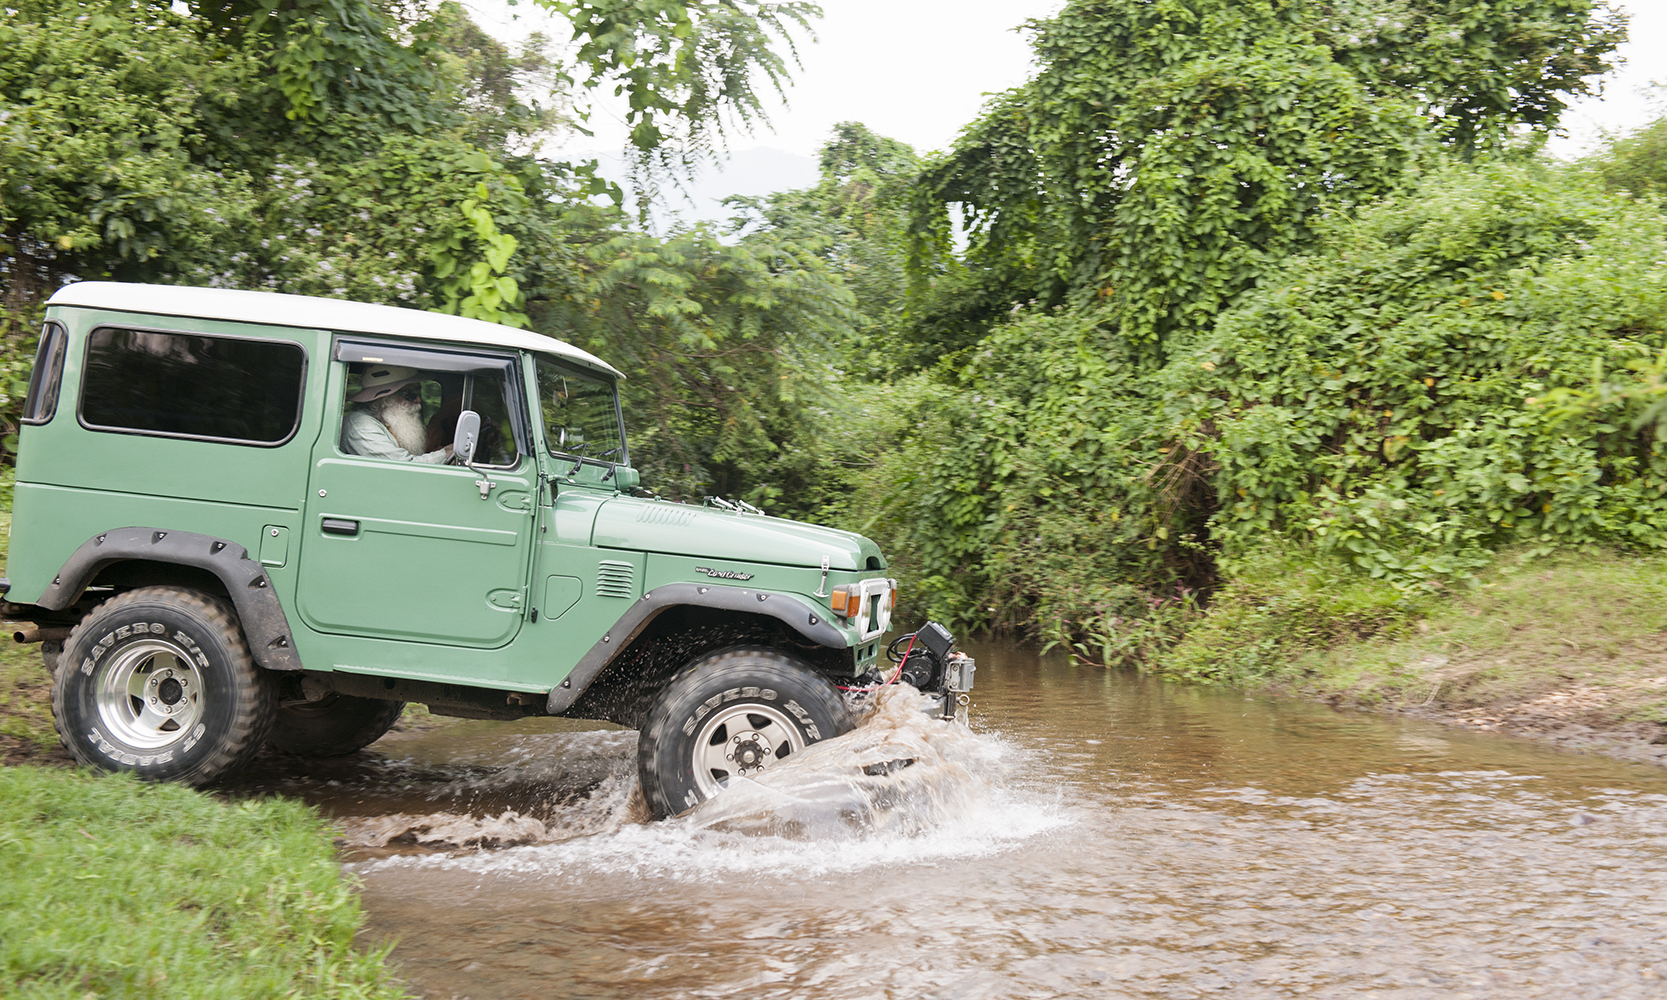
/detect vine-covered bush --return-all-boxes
[1171,161,1667,584]
[865,157,1667,657]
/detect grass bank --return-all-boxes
[0,482,411,999]
[1160,547,1667,766]
[0,505,65,766]
[0,766,409,999]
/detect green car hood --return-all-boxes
[592,496,884,571]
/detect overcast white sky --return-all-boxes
[469,0,1665,212]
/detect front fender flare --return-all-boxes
[545,582,849,715]
[36,527,304,672]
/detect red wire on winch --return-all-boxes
[837,631,914,692]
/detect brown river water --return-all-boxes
[234,640,1667,999]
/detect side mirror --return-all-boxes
[613,466,641,490]
[452,410,481,467]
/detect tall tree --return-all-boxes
[906,0,1627,363]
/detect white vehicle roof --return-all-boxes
[45,281,624,378]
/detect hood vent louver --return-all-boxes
[597,560,635,599]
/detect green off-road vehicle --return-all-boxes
[6,282,973,816]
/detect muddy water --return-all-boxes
[263,641,1667,998]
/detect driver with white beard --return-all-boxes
[341,365,455,463]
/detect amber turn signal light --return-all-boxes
[829,585,852,616]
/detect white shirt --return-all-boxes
[340,409,450,464]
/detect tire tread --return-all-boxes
[52,586,275,785]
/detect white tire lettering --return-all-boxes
[741,686,760,699]
[784,700,820,740]
[721,687,741,703]
[116,625,132,640]
[760,688,777,701]
[81,657,94,676]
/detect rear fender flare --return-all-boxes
[35,527,303,672]
[545,582,848,714]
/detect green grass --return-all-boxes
[0,466,408,998]
[0,767,409,999]
[0,495,60,757]
[1158,544,1432,686]
[1280,550,1667,715]
[1161,544,1667,728]
[0,637,55,756]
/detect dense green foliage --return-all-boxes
[1173,163,1667,584]
[904,0,1624,364]
[831,0,1638,654]
[0,767,405,999]
[870,155,1667,655]
[0,0,861,511]
[537,223,863,507]
[4,0,1660,678]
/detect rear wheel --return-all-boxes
[637,647,853,819]
[268,693,406,757]
[52,586,275,785]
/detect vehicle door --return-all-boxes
[296,339,536,647]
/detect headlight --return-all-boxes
[832,578,896,640]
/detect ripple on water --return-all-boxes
[322,646,1667,1000]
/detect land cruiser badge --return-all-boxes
[695,566,754,581]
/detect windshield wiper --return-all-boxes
[565,443,590,477]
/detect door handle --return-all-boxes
[321,518,360,536]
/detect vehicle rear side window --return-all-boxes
[21,322,67,425]
[80,327,305,445]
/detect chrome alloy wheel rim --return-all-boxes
[692,703,806,798]
[93,638,206,749]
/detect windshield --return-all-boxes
[536,356,625,467]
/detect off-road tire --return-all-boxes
[268,693,406,757]
[637,646,853,819]
[52,586,275,785]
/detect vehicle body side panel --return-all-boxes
[9,306,329,606]
[527,485,645,686]
[544,582,850,715]
[9,484,305,611]
[34,526,302,672]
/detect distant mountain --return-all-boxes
[571,146,821,230]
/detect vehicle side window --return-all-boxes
[22,321,67,426]
[340,363,520,467]
[537,356,625,466]
[79,327,305,445]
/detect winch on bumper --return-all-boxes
[855,620,977,724]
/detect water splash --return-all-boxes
[350,685,1064,878]
[687,685,1011,838]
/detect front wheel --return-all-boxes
[52,586,275,785]
[637,647,854,819]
